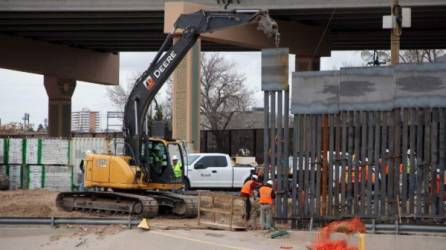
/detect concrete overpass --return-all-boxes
[1,0,446,147]
[2,0,446,51]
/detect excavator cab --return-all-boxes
[141,138,186,184]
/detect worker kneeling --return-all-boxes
[240,175,261,222]
[259,180,275,230]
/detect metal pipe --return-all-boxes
[0,218,50,225]
[134,100,139,136]
[283,90,290,220]
[270,91,276,181]
[277,90,283,218]
[0,217,139,226]
[263,91,270,183]
[365,224,446,233]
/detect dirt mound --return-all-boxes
[0,189,87,217]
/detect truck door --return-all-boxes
[210,156,232,188]
[190,156,213,188]
[192,156,232,188]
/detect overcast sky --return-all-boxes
[0,51,364,129]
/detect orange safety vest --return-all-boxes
[362,165,376,184]
[259,186,273,204]
[436,175,441,193]
[241,180,254,195]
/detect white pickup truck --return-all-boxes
[184,153,255,189]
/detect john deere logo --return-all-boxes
[146,76,155,89]
[153,50,177,79]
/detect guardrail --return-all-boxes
[0,217,138,228]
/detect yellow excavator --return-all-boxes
[56,9,279,218]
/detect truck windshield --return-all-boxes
[187,155,200,165]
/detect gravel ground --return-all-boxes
[0,190,89,217]
[0,189,244,229]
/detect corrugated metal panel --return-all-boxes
[70,137,108,184]
[0,165,6,176]
[44,165,72,191]
[25,165,44,189]
[8,138,23,164]
[112,138,125,156]
[394,63,446,108]
[8,165,22,190]
[339,66,394,111]
[0,139,5,164]
[24,138,40,164]
[41,139,70,165]
[262,48,289,91]
[291,70,339,114]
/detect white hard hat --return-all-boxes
[172,155,178,161]
[267,180,273,186]
[252,175,258,180]
[84,150,92,156]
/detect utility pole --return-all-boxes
[384,1,410,64]
[390,0,401,65]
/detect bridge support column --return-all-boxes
[172,39,201,153]
[44,76,76,138]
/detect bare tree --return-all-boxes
[200,53,253,151]
[106,73,138,111]
[160,80,173,121]
[399,49,444,64]
[106,72,172,120]
[361,49,444,65]
[106,53,253,152]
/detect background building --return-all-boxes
[71,108,100,132]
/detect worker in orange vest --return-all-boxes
[258,179,275,229]
[240,175,261,221]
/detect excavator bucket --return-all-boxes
[253,11,280,47]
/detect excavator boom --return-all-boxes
[124,10,279,171]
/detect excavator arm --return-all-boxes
[123,9,280,170]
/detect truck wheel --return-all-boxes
[183,178,191,191]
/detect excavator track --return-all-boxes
[146,191,198,218]
[56,191,197,218]
[56,191,159,218]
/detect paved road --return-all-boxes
[0,226,445,250]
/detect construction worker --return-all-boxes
[240,174,261,221]
[150,147,163,169]
[259,179,275,230]
[78,150,92,191]
[172,155,182,179]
